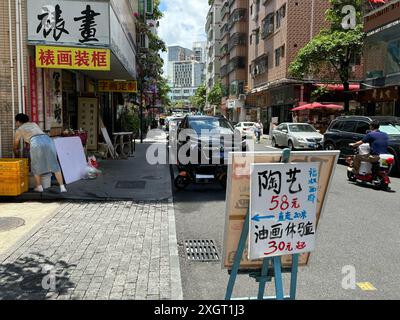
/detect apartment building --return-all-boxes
[220,0,249,122]
[205,0,223,114]
[245,0,332,128]
[357,0,400,116]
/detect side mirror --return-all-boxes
[282,129,288,133]
[317,130,321,133]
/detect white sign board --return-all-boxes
[54,136,87,184]
[249,162,319,260]
[27,0,110,47]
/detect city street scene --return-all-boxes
[0,0,400,305]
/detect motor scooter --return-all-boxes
[346,143,394,191]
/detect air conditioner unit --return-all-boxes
[239,94,246,100]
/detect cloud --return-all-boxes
[158,0,209,75]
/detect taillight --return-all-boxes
[386,157,395,166]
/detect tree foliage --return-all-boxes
[289,0,365,112]
[208,81,223,106]
[190,84,207,111]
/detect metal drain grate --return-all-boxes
[0,217,25,232]
[115,181,146,189]
[184,239,220,261]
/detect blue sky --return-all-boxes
[158,0,209,74]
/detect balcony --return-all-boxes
[220,43,229,57]
[228,32,246,51]
[261,13,274,39]
[220,23,229,38]
[228,56,246,74]
[250,54,268,78]
[228,8,247,30]
[221,65,228,78]
[221,1,230,19]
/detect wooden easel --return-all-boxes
[225,148,300,300]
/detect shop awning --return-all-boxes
[291,102,344,111]
[315,83,360,91]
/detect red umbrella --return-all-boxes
[291,103,344,111]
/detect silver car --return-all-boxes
[271,123,324,150]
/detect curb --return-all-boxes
[167,198,183,300]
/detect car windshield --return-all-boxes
[380,125,400,136]
[189,118,234,135]
[289,124,316,133]
[243,123,254,127]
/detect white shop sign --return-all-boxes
[249,162,319,260]
[27,0,110,47]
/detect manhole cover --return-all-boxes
[0,217,25,232]
[115,181,146,189]
[184,239,220,261]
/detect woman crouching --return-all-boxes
[13,113,67,193]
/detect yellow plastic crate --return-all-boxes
[0,159,29,196]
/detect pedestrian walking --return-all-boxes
[13,113,67,193]
[254,120,263,144]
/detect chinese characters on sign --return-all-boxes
[98,80,138,93]
[78,98,98,151]
[249,163,319,260]
[35,45,110,71]
[28,0,110,46]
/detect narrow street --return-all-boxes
[173,140,400,300]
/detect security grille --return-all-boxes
[184,239,220,261]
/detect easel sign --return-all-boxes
[223,150,339,270]
[223,150,339,300]
[249,162,319,260]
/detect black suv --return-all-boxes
[323,116,400,174]
[176,115,246,166]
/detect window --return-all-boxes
[356,121,370,135]
[275,45,285,67]
[341,121,357,133]
[276,4,286,29]
[250,34,252,45]
[275,48,281,66]
[330,121,343,131]
[256,28,260,45]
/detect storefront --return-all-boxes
[26,0,138,152]
[361,0,400,115]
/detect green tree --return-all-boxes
[208,81,223,106]
[191,84,207,111]
[289,0,364,113]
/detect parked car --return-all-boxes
[323,116,400,174]
[234,122,256,137]
[271,123,324,150]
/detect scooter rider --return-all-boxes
[349,120,389,175]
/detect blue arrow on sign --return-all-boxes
[251,214,275,222]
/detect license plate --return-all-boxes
[308,144,316,148]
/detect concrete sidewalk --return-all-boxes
[16,143,171,202]
[0,200,182,300]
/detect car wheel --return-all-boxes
[271,138,278,148]
[324,142,336,151]
[174,175,189,190]
[288,140,295,151]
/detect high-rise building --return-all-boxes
[204,0,223,114]
[167,44,206,104]
[220,0,249,122]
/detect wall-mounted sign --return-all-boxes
[36,45,110,71]
[27,0,110,47]
[98,80,138,93]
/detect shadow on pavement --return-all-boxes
[0,253,76,300]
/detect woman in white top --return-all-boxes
[13,113,67,193]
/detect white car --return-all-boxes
[271,123,324,150]
[234,122,256,137]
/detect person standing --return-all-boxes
[13,113,67,193]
